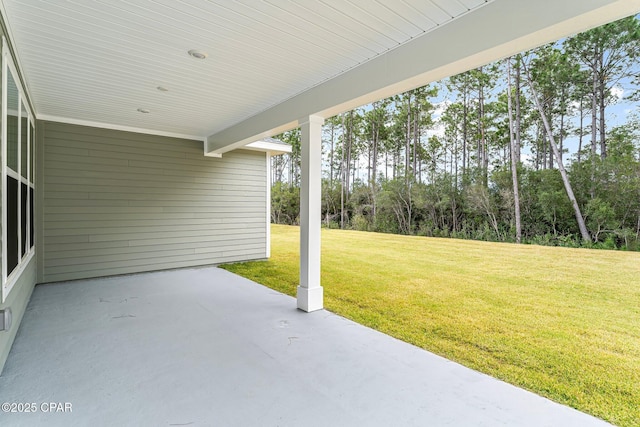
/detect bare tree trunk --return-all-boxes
[542,132,547,170]
[372,120,379,220]
[535,125,541,171]
[405,93,412,182]
[345,111,353,197]
[385,151,389,180]
[477,133,481,169]
[462,89,468,177]
[340,115,346,229]
[454,135,458,188]
[590,52,598,199]
[559,88,566,165]
[289,153,293,184]
[578,96,584,163]
[413,96,418,179]
[591,51,598,159]
[392,150,396,180]
[507,57,522,244]
[478,67,488,186]
[367,136,371,184]
[547,100,554,170]
[598,51,607,160]
[352,156,356,193]
[413,122,422,183]
[515,58,522,162]
[329,123,335,185]
[371,121,377,187]
[524,62,591,243]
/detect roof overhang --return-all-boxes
[205,0,640,156]
[3,0,640,158]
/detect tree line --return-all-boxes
[270,15,640,250]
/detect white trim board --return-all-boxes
[37,114,204,142]
[245,140,292,156]
[2,35,36,302]
[39,115,288,156]
[1,36,7,302]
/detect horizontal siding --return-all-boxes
[42,121,267,282]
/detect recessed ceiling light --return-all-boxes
[157,86,169,92]
[188,49,208,59]
[137,108,150,114]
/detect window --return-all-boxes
[2,37,35,302]
[6,72,20,276]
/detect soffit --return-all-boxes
[205,0,640,154]
[2,0,489,139]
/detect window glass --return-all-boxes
[7,176,19,275]
[21,182,27,256]
[21,102,28,178]
[7,73,19,172]
[30,122,35,182]
[30,188,34,249]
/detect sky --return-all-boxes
[424,72,636,168]
[323,15,640,181]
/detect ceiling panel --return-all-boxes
[457,0,490,10]
[2,0,492,138]
[432,0,468,17]
[269,1,392,52]
[372,0,440,33]
[402,0,453,25]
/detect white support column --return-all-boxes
[265,151,271,259]
[297,115,324,312]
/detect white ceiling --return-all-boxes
[1,0,488,140]
[2,0,640,151]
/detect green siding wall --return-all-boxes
[41,121,267,283]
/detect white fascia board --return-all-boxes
[38,114,204,142]
[205,0,640,155]
[206,119,297,156]
[244,140,292,156]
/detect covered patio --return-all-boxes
[0,267,612,426]
[0,1,638,425]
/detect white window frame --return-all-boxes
[2,36,35,303]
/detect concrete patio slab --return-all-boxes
[0,267,612,426]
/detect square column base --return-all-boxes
[297,286,323,312]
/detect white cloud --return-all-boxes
[432,100,452,119]
[426,121,446,139]
[611,86,624,100]
[521,153,534,166]
[568,100,580,111]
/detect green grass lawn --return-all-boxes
[221,224,640,427]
